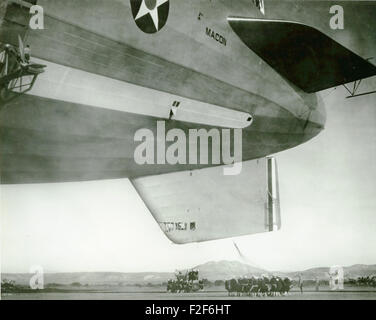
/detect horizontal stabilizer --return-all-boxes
[130,157,280,244]
[228,18,376,93]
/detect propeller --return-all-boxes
[18,35,26,63]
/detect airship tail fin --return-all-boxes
[130,157,281,244]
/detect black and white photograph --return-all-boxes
[1,0,376,304]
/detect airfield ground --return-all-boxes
[2,288,376,300]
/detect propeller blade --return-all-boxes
[18,35,25,62]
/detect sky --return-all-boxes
[1,82,376,274]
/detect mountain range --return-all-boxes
[2,260,376,286]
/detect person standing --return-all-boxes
[24,45,31,63]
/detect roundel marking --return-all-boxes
[130,0,170,34]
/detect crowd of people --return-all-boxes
[347,276,376,287]
[225,276,293,297]
[167,270,204,293]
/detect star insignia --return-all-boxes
[135,0,169,32]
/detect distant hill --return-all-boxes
[342,264,376,278]
[1,272,174,286]
[275,264,376,280]
[1,260,266,285]
[2,261,376,286]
